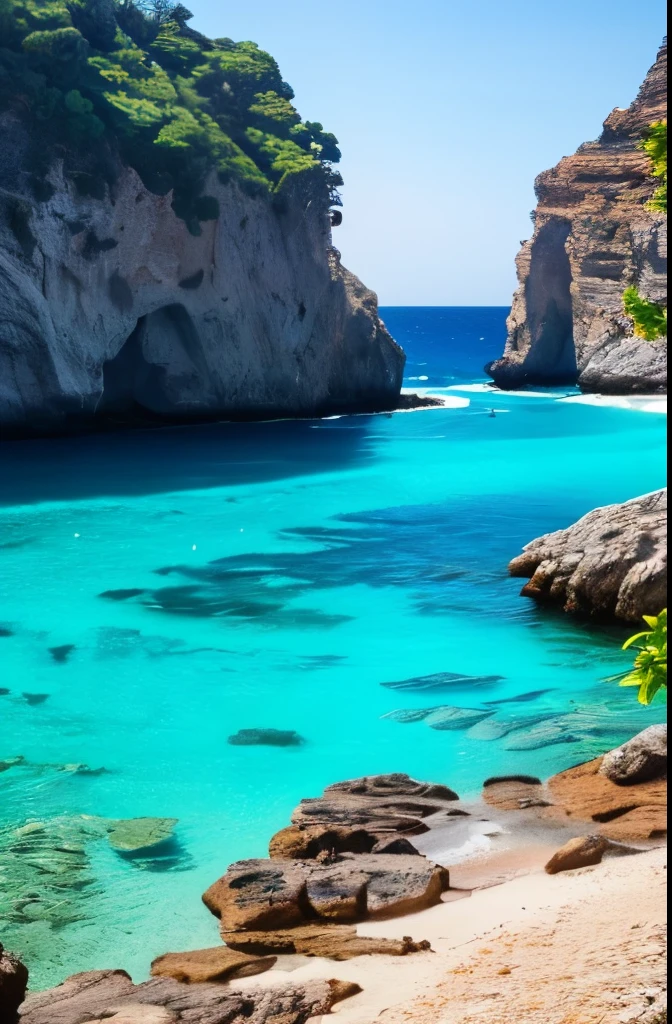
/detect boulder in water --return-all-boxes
[0,942,28,1021]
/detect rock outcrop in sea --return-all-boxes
[508,489,667,622]
[487,39,667,393]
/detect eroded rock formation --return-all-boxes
[488,39,667,392]
[202,773,455,957]
[508,489,667,622]
[0,117,404,439]
[17,970,339,1024]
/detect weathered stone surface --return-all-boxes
[220,925,431,960]
[268,824,379,860]
[0,124,404,439]
[508,489,667,622]
[18,970,337,1024]
[228,729,303,747]
[291,773,459,836]
[597,805,667,842]
[0,943,28,1023]
[544,835,609,874]
[202,859,308,931]
[203,852,449,933]
[149,947,276,984]
[106,818,178,855]
[487,40,667,393]
[482,777,549,811]
[548,754,667,829]
[600,724,667,785]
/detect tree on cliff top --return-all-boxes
[0,0,342,231]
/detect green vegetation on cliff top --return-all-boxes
[0,0,343,230]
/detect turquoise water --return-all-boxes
[0,307,666,988]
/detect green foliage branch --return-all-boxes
[622,286,667,341]
[0,0,342,230]
[606,609,667,706]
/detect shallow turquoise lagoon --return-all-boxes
[0,308,667,987]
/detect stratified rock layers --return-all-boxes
[488,39,667,393]
[0,119,404,438]
[509,489,667,622]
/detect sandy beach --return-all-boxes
[234,846,667,1024]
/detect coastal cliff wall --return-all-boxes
[0,129,403,438]
[488,40,667,393]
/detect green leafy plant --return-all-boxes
[0,0,342,227]
[622,286,667,340]
[641,119,667,212]
[608,609,667,705]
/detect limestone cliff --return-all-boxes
[488,40,667,393]
[0,121,403,439]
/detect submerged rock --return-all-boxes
[381,671,504,692]
[599,724,667,785]
[227,729,303,747]
[382,706,494,729]
[544,835,609,874]
[487,40,667,393]
[48,644,76,664]
[509,489,667,622]
[105,818,178,855]
[21,693,50,706]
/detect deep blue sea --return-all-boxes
[0,307,666,987]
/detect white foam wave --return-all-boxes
[559,394,667,414]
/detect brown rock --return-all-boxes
[304,862,369,922]
[598,805,667,842]
[149,946,276,984]
[508,490,667,622]
[487,40,667,394]
[18,971,335,1024]
[545,835,609,874]
[326,978,364,1005]
[291,773,459,836]
[203,851,449,933]
[202,859,308,931]
[220,924,432,960]
[269,824,378,859]
[0,943,28,1023]
[482,776,549,811]
[548,755,667,827]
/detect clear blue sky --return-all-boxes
[187,0,666,305]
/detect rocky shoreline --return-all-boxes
[509,489,667,622]
[5,725,666,1023]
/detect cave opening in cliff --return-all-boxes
[97,304,203,424]
[523,218,577,383]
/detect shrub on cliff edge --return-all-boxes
[0,0,342,229]
[622,287,667,341]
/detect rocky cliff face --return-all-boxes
[488,40,667,393]
[0,118,403,439]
